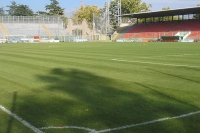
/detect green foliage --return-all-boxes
[193,4,200,19]
[109,0,152,29]
[45,0,68,28]
[36,11,49,16]
[109,0,152,15]
[45,0,64,16]
[6,1,17,16]
[151,7,172,22]
[60,15,68,28]
[162,7,174,21]
[71,5,102,30]
[14,5,34,16]
[0,7,5,16]
[6,1,34,16]
[160,7,181,21]
[121,0,152,14]
[109,1,119,26]
[140,7,181,23]
[72,5,101,24]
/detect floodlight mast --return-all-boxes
[106,0,110,36]
[109,0,121,27]
[105,0,121,36]
[117,0,122,27]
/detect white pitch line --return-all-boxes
[0,104,43,133]
[97,110,200,133]
[139,54,199,59]
[40,126,97,132]
[111,59,200,68]
[39,110,200,133]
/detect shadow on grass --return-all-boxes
[135,82,199,110]
[16,68,200,133]
[147,68,200,84]
[6,92,17,133]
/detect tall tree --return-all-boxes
[121,0,152,14]
[45,0,64,15]
[71,5,102,30]
[6,1,18,16]
[6,1,33,16]
[45,0,68,28]
[15,4,34,16]
[0,7,5,16]
[72,5,101,24]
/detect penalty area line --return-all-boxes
[97,110,200,133]
[139,53,199,59]
[111,59,200,68]
[34,110,200,133]
[0,104,43,133]
[40,126,97,132]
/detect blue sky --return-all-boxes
[1,0,199,15]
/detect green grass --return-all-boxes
[0,42,200,133]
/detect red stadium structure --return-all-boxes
[114,6,200,42]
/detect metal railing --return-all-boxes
[0,16,63,25]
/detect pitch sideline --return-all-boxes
[39,110,200,133]
[111,59,200,68]
[0,104,43,133]
[97,110,200,133]
[139,53,199,59]
[1,104,200,133]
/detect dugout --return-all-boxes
[161,36,182,42]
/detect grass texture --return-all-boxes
[0,42,200,133]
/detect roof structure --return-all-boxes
[120,6,200,18]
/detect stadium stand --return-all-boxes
[121,24,146,38]
[112,27,124,40]
[3,23,47,36]
[188,31,200,38]
[0,16,68,42]
[134,22,178,38]
[119,22,178,39]
[45,24,67,36]
[41,24,54,38]
[0,24,9,36]
[119,20,200,42]
[114,25,135,39]
[166,20,200,36]
[116,6,200,42]
[0,30,3,37]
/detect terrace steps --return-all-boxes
[42,24,54,38]
[112,27,125,40]
[0,23,8,36]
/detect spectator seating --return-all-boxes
[119,20,200,40]
[134,22,178,38]
[1,23,68,38]
[168,20,200,39]
[121,24,146,38]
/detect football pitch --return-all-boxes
[0,42,200,133]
